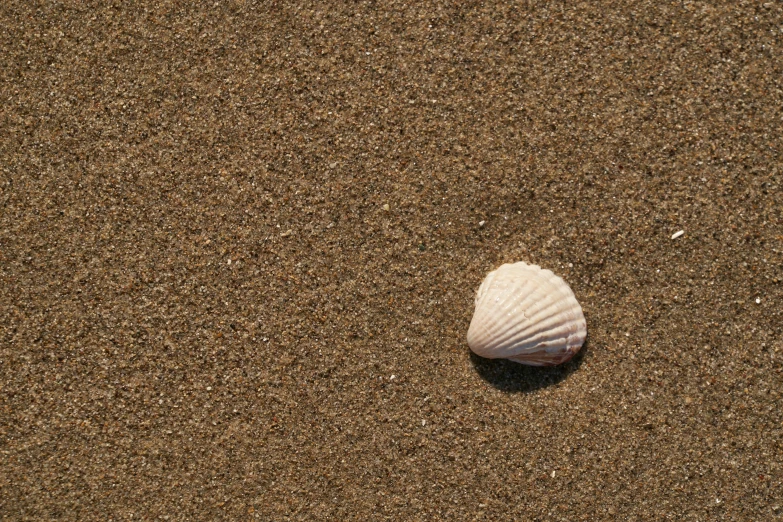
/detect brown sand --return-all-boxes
[1,1,782,520]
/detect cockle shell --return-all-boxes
[467,262,586,366]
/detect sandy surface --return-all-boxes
[2,1,782,520]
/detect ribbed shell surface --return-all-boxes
[467,262,587,366]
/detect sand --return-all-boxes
[1,1,781,520]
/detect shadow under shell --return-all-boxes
[470,337,588,393]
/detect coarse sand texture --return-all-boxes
[1,1,781,520]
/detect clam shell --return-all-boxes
[467,262,586,366]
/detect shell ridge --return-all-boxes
[467,262,586,366]
[476,292,567,356]
[470,274,538,342]
[492,311,582,356]
[469,264,555,352]
[476,278,575,354]
[470,277,540,351]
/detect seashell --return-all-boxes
[467,262,586,366]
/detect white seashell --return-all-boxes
[467,262,586,366]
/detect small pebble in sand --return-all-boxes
[479,220,486,227]
[671,230,685,239]
[382,203,390,211]
[755,297,761,304]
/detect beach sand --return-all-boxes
[1,1,781,519]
